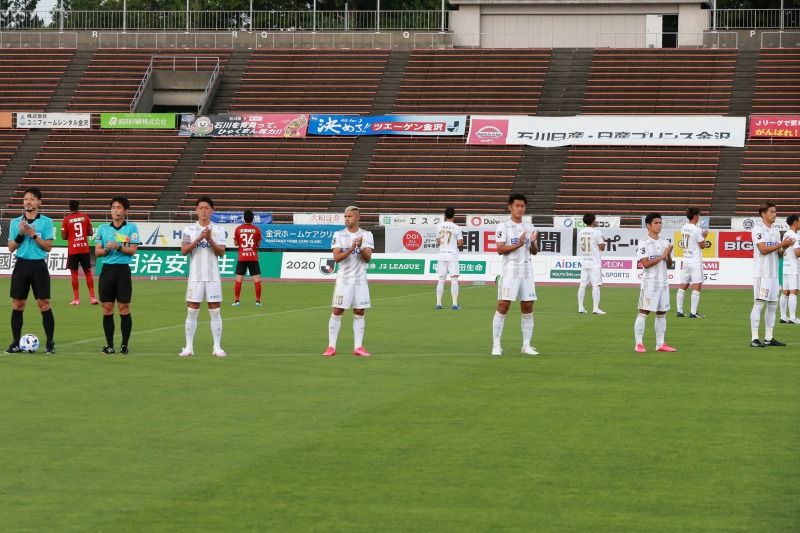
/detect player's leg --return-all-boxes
[206,282,224,356]
[435,260,446,308]
[252,271,262,306]
[634,289,653,352]
[751,278,768,346]
[117,268,133,354]
[7,263,31,352]
[763,278,783,346]
[591,267,603,314]
[326,283,350,355]
[492,277,513,355]
[99,267,116,352]
[577,270,589,313]
[519,279,537,354]
[790,286,799,322]
[32,262,54,353]
[80,254,97,303]
[450,261,460,309]
[182,281,203,356]
[352,284,371,355]
[779,289,789,322]
[69,265,80,304]
[233,265,244,305]
[676,275,690,317]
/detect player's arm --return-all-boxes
[640,244,673,269]
[120,243,139,256]
[27,222,53,253]
[359,244,373,263]
[204,232,226,257]
[496,231,526,255]
[756,238,794,255]
[7,221,21,253]
[529,230,539,255]
[457,238,464,252]
[596,233,606,252]
[95,231,107,257]
[60,219,68,240]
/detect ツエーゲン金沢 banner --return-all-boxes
[309,115,466,136]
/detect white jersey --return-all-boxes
[783,229,800,275]
[752,222,781,278]
[183,222,227,282]
[578,227,604,269]
[680,222,705,265]
[495,218,535,279]
[332,228,374,285]
[637,236,670,291]
[436,220,463,260]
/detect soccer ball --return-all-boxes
[19,334,39,353]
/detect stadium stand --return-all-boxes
[555,146,719,218]
[393,49,551,115]
[0,48,76,112]
[16,130,185,210]
[231,49,390,114]
[184,136,356,221]
[0,130,28,177]
[358,136,523,212]
[736,138,800,215]
[752,48,800,114]
[583,48,736,115]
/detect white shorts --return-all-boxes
[580,267,602,287]
[436,259,460,278]
[332,282,371,309]
[754,277,780,302]
[783,271,799,291]
[497,276,537,302]
[680,263,704,284]
[186,280,223,303]
[638,288,670,312]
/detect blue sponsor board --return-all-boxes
[309,115,466,136]
[259,224,344,249]
[211,211,272,224]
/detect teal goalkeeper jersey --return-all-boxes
[95,221,140,265]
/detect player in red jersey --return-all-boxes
[61,200,97,305]
[232,209,263,307]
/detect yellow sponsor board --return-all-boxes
[673,230,717,258]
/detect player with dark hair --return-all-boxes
[94,196,140,354]
[750,202,795,347]
[634,213,676,353]
[180,196,227,357]
[6,187,56,354]
[61,199,97,305]
[577,212,606,314]
[435,206,463,310]
[779,214,800,324]
[232,209,263,307]
[324,206,374,357]
[492,193,539,356]
[676,207,709,318]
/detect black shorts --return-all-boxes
[10,258,51,301]
[235,260,261,276]
[99,264,133,303]
[68,253,91,271]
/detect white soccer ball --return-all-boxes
[19,333,39,353]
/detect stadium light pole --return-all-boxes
[122,0,127,33]
[185,0,190,33]
[312,0,316,33]
[440,0,445,32]
[376,0,380,33]
[58,0,63,32]
[781,0,785,32]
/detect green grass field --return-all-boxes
[0,278,797,532]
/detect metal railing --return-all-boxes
[0,10,448,32]
[596,31,738,49]
[761,31,800,48]
[254,31,392,49]
[0,30,77,47]
[98,32,235,49]
[129,56,221,113]
[711,9,800,30]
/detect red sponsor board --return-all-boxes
[749,115,800,138]
[718,231,754,258]
[467,118,509,145]
[403,230,423,251]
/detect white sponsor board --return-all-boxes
[16,112,92,129]
[642,215,710,230]
[0,248,72,275]
[135,222,240,248]
[465,214,532,227]
[379,214,443,226]
[292,213,346,225]
[468,115,746,147]
[731,216,790,231]
[552,216,621,229]
[385,226,572,256]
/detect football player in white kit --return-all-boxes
[180,196,227,357]
[492,193,539,356]
[675,207,709,319]
[577,213,606,314]
[435,207,464,310]
[634,213,676,353]
[779,214,800,324]
[750,202,796,347]
[324,206,375,357]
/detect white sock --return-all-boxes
[655,314,666,347]
[751,300,765,339]
[780,293,788,320]
[451,278,459,305]
[765,302,778,339]
[790,294,798,319]
[592,286,601,311]
[184,307,199,350]
[577,286,586,310]
[353,315,365,349]
[209,308,222,350]
[676,289,685,314]
[521,313,533,347]
[436,279,445,305]
[328,314,342,348]
[492,311,506,343]
[690,291,700,315]
[634,313,647,344]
